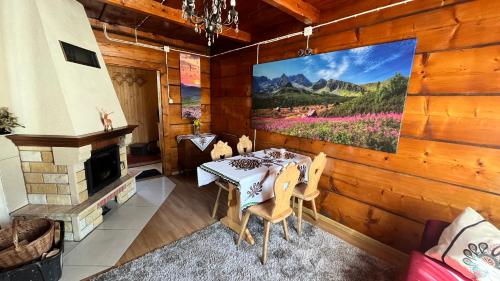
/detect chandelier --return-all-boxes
[181,0,239,46]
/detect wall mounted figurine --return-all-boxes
[98,108,114,131]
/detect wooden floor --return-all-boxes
[117,173,409,271]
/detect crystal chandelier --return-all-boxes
[181,0,239,46]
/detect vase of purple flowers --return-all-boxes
[193,119,201,135]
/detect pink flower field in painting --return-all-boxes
[252,112,402,152]
[182,106,201,119]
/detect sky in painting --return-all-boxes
[180,53,201,87]
[253,39,417,85]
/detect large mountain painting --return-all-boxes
[180,53,201,119]
[252,39,417,153]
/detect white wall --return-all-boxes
[0,0,127,136]
[0,178,12,227]
[0,137,28,218]
[0,29,29,217]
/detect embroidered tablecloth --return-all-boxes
[197,148,312,211]
[176,133,217,151]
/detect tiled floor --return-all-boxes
[60,166,175,281]
[128,162,162,175]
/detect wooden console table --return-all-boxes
[176,134,217,173]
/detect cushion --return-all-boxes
[406,251,470,281]
[419,220,451,253]
[425,208,500,281]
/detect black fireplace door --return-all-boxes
[84,145,121,196]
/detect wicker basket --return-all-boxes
[0,218,55,269]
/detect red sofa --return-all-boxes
[404,220,471,281]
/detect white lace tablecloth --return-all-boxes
[197,148,312,211]
[176,133,217,151]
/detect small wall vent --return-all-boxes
[60,41,100,68]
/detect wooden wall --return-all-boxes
[211,0,500,253]
[108,65,159,144]
[94,29,210,174]
[165,54,211,171]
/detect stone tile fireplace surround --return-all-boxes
[20,146,91,206]
[8,126,138,241]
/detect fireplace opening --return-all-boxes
[85,145,121,196]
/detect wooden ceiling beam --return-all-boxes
[94,0,251,43]
[89,18,207,53]
[262,0,320,24]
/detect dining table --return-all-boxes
[197,148,312,245]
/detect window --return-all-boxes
[60,41,101,68]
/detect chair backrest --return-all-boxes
[237,135,253,155]
[271,164,300,217]
[210,141,233,160]
[303,152,327,195]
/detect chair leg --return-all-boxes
[311,198,318,221]
[282,219,290,241]
[211,186,222,219]
[297,199,303,235]
[262,220,270,265]
[237,212,251,246]
[292,197,296,212]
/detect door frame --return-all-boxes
[103,58,169,174]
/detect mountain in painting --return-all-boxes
[253,73,366,96]
[289,74,312,87]
[180,83,201,100]
[311,79,327,91]
[252,72,409,114]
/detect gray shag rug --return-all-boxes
[92,217,398,281]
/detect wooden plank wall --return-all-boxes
[93,30,210,174]
[211,0,500,253]
[108,65,159,144]
[166,57,212,171]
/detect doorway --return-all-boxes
[108,66,162,169]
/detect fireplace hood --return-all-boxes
[0,0,127,136]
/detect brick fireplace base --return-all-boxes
[19,146,89,205]
[12,172,138,241]
[7,126,138,241]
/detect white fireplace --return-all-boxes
[0,0,138,241]
[0,0,128,136]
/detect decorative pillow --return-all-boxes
[425,207,500,281]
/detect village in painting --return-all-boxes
[252,39,416,153]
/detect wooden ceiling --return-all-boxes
[78,0,378,53]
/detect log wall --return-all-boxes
[211,0,500,253]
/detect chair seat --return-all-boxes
[293,183,320,200]
[215,180,229,191]
[247,199,293,224]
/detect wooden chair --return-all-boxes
[237,164,300,264]
[210,141,233,219]
[293,152,327,235]
[237,135,253,155]
[210,140,233,160]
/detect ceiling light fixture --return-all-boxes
[181,0,239,46]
